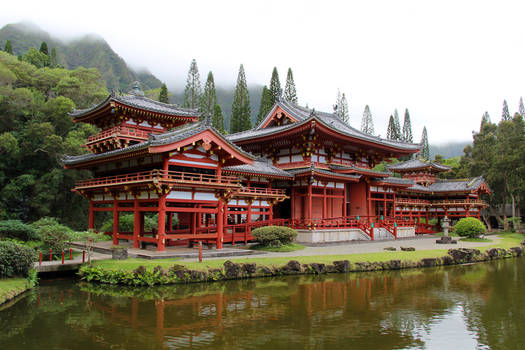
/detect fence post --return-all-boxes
[39,251,42,266]
[69,248,73,260]
[82,250,85,263]
[61,251,65,264]
[198,241,203,262]
[49,248,52,261]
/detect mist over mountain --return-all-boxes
[430,141,470,159]
[0,22,161,91]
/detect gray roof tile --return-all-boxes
[388,159,451,172]
[223,158,293,178]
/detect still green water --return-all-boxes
[1,259,524,350]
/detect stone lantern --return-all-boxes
[436,216,457,244]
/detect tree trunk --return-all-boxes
[489,206,505,229]
[481,212,492,231]
[511,193,517,231]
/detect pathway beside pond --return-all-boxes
[180,234,505,262]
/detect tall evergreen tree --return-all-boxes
[420,126,430,160]
[50,47,58,68]
[402,108,413,142]
[183,59,202,109]
[393,109,401,140]
[519,97,525,117]
[230,64,251,133]
[283,68,298,103]
[361,105,374,135]
[502,99,510,121]
[269,67,281,103]
[339,93,349,124]
[158,83,169,103]
[212,104,225,133]
[39,41,49,56]
[481,111,491,130]
[387,115,397,140]
[4,40,13,55]
[200,71,217,119]
[256,85,273,125]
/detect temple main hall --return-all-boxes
[63,84,490,250]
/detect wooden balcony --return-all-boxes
[75,169,240,191]
[235,187,287,199]
[396,198,431,206]
[431,199,488,207]
[86,126,150,144]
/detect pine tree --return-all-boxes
[256,85,273,125]
[387,115,397,140]
[212,104,225,133]
[50,47,58,67]
[519,97,525,117]
[158,83,169,103]
[4,40,13,55]
[361,105,374,135]
[339,93,349,124]
[183,59,202,109]
[39,41,49,56]
[420,126,430,160]
[269,67,281,103]
[200,71,217,119]
[230,64,251,133]
[502,99,510,121]
[480,111,491,130]
[393,109,401,140]
[402,108,413,142]
[283,68,298,103]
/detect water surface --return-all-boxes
[1,259,524,349]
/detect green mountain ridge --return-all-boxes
[0,22,162,92]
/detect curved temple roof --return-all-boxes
[227,99,420,152]
[70,94,200,119]
[388,159,451,172]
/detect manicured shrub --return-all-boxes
[454,217,486,238]
[0,220,39,241]
[32,217,72,252]
[251,226,298,246]
[0,240,37,277]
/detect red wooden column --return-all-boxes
[307,181,313,226]
[291,186,295,225]
[247,199,252,235]
[322,184,327,219]
[157,195,167,251]
[268,181,273,220]
[217,197,224,249]
[343,184,347,218]
[133,197,140,249]
[366,182,372,220]
[112,199,119,245]
[88,200,95,231]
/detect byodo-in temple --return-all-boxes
[62,83,490,251]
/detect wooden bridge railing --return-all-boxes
[86,126,150,143]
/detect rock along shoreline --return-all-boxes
[79,246,525,286]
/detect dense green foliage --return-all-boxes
[158,83,168,103]
[0,240,36,277]
[256,85,273,125]
[402,109,413,142]
[0,49,106,229]
[455,217,486,238]
[230,64,251,133]
[387,115,400,140]
[420,126,430,160]
[0,220,39,241]
[0,22,161,91]
[212,104,225,133]
[361,105,374,134]
[32,217,72,252]
[269,67,281,102]
[251,226,298,247]
[100,214,158,233]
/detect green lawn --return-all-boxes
[250,243,306,252]
[0,278,31,305]
[459,237,493,242]
[91,232,524,273]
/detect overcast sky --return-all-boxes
[2,0,525,144]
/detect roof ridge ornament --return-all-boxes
[128,81,144,97]
[310,108,317,117]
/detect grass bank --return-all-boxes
[90,233,524,273]
[0,278,32,305]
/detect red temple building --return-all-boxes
[63,84,490,251]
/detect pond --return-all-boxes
[1,258,524,349]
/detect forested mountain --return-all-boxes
[0,22,161,91]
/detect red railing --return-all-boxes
[87,126,150,143]
[75,169,240,189]
[431,199,487,207]
[236,187,286,197]
[396,198,431,206]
